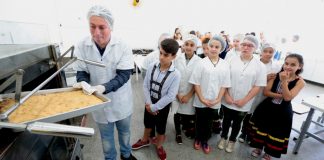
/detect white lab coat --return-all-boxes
[249,60,282,113]
[142,50,159,70]
[173,53,201,115]
[189,57,231,109]
[222,56,267,112]
[73,35,134,123]
[225,49,240,62]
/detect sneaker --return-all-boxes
[218,138,226,150]
[261,153,272,160]
[132,139,150,150]
[156,146,167,160]
[251,148,262,157]
[225,141,235,153]
[121,153,137,160]
[202,142,211,154]
[238,134,246,143]
[194,139,201,150]
[175,135,183,145]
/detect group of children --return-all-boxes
[131,33,305,160]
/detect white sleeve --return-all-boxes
[117,43,134,70]
[255,63,267,86]
[73,43,89,73]
[221,62,231,88]
[188,61,202,85]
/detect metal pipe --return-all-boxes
[0,58,77,120]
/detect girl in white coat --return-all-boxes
[173,35,201,144]
[189,35,231,154]
[218,35,267,153]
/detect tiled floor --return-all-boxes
[80,75,324,160]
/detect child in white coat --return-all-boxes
[173,35,201,144]
[189,35,231,154]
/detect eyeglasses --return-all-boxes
[240,43,255,48]
[175,32,181,35]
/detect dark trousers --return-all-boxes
[241,113,252,135]
[195,107,215,143]
[174,113,195,135]
[221,106,247,142]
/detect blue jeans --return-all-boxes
[97,115,132,160]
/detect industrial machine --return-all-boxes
[0,44,107,160]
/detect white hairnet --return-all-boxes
[183,34,199,46]
[233,34,244,42]
[261,43,276,53]
[87,5,114,30]
[209,35,226,53]
[158,33,172,48]
[243,35,259,49]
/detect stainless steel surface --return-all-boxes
[14,69,24,103]
[0,122,26,131]
[0,58,77,120]
[0,75,15,93]
[0,87,110,123]
[0,44,51,79]
[27,122,95,138]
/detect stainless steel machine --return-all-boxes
[0,44,107,160]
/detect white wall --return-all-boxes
[1,0,324,83]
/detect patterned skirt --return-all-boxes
[249,99,293,158]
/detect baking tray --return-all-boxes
[0,87,110,124]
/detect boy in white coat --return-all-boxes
[173,35,201,144]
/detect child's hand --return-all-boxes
[225,94,234,105]
[145,104,158,115]
[180,95,190,103]
[233,99,247,107]
[210,98,220,106]
[267,73,276,81]
[203,99,214,107]
[177,95,184,102]
[279,71,289,82]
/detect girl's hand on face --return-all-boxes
[279,71,289,82]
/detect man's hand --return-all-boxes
[73,81,96,95]
[93,85,105,94]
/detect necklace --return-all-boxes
[208,57,219,68]
[240,56,253,76]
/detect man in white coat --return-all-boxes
[73,5,136,160]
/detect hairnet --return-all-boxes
[183,34,199,46]
[243,35,259,49]
[158,33,172,48]
[87,5,114,30]
[233,34,244,42]
[209,35,226,53]
[261,43,276,53]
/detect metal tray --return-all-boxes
[0,87,110,124]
